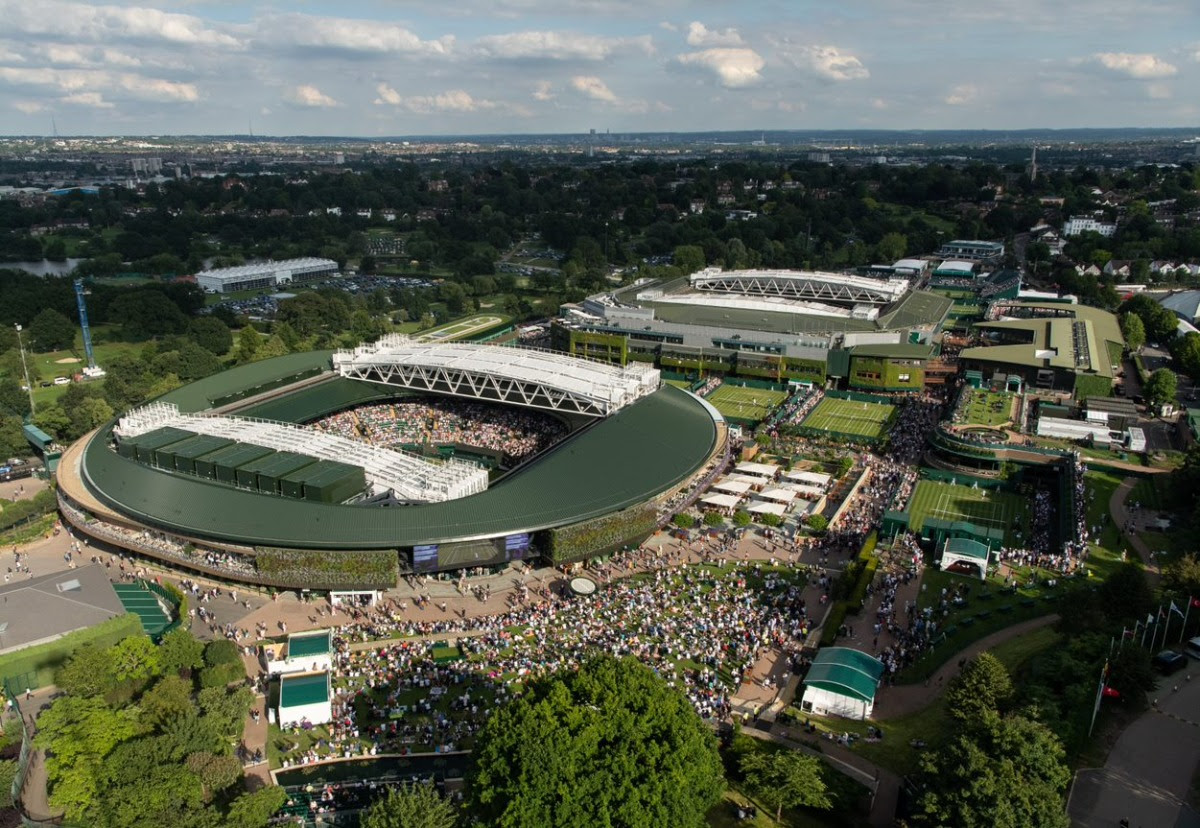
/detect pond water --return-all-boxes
[273,752,470,789]
[2,259,84,276]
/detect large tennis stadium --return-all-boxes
[56,336,727,592]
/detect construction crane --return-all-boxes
[73,279,106,378]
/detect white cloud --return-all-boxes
[686,22,744,48]
[0,66,196,102]
[259,14,453,56]
[801,46,869,81]
[12,100,44,113]
[285,85,339,108]
[120,76,197,102]
[944,84,977,105]
[0,0,240,48]
[674,47,764,88]
[1093,52,1177,78]
[374,85,497,113]
[532,80,555,101]
[474,31,652,61]
[61,91,113,108]
[570,75,618,102]
[36,45,143,69]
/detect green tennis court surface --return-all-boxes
[800,396,896,440]
[906,480,1030,546]
[706,384,787,422]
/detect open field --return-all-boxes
[799,396,896,440]
[906,479,1029,545]
[706,384,787,422]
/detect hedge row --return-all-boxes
[0,488,56,532]
[819,532,881,646]
[0,613,143,694]
[253,548,398,589]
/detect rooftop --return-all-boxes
[803,647,885,703]
[0,564,126,655]
[287,630,332,659]
[279,671,330,708]
[195,257,337,282]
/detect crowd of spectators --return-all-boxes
[313,401,567,463]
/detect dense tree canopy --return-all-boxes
[1143,368,1178,410]
[469,655,725,828]
[360,783,460,828]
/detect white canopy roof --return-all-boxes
[786,484,827,500]
[759,488,796,503]
[735,461,780,478]
[784,469,831,487]
[712,479,753,495]
[748,501,788,516]
[701,493,742,509]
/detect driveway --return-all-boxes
[1068,675,1200,828]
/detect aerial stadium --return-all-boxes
[55,335,727,593]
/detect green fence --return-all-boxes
[720,377,787,392]
[824,389,894,405]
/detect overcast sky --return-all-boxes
[0,0,1197,136]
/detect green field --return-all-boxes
[799,396,896,440]
[416,313,509,342]
[906,479,1030,545]
[961,389,1015,427]
[664,379,692,390]
[706,384,787,422]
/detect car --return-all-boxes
[1185,637,1200,660]
[1153,650,1188,675]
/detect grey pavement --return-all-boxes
[1068,674,1200,828]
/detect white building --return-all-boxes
[195,257,338,293]
[800,648,885,720]
[1063,216,1116,238]
[264,630,333,676]
[275,671,333,728]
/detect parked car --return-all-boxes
[1153,650,1188,675]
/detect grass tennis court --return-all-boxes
[706,384,788,422]
[416,314,506,342]
[799,396,896,440]
[906,480,1030,546]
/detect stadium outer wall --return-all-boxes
[55,353,725,590]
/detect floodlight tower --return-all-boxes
[73,278,105,378]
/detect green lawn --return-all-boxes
[708,384,788,422]
[1080,470,1142,580]
[905,479,1030,546]
[799,396,896,440]
[960,389,1014,428]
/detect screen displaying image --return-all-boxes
[413,544,439,572]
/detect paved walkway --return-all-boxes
[872,614,1060,719]
[1108,476,1164,584]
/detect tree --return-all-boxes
[55,643,117,698]
[1173,332,1200,382]
[732,510,752,528]
[0,377,30,417]
[189,316,233,355]
[944,652,1014,723]
[360,782,460,828]
[913,711,1071,828]
[703,511,725,527]
[740,748,831,823]
[1143,368,1178,411]
[876,232,908,263]
[469,655,724,827]
[1120,313,1145,352]
[1164,553,1200,597]
[235,326,260,363]
[28,308,76,352]
[806,514,829,532]
[159,628,205,676]
[109,634,161,683]
[226,786,288,828]
[674,513,696,529]
[184,751,243,801]
[760,513,782,527]
[197,685,254,740]
[141,674,197,727]
[74,396,114,433]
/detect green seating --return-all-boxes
[978,592,993,601]
[977,611,991,621]
[943,626,958,637]
[1020,598,1036,608]
[998,604,1013,614]
[960,617,976,627]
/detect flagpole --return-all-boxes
[1182,597,1193,645]
[1162,608,1173,650]
[1141,614,1152,648]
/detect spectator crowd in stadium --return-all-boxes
[313,400,567,463]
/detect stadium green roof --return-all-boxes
[803,647,885,704]
[962,302,1123,378]
[877,291,953,331]
[279,672,329,708]
[157,350,334,413]
[849,343,936,360]
[288,630,332,659]
[81,357,718,549]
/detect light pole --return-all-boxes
[14,324,34,415]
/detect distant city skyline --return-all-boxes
[0,0,1197,136]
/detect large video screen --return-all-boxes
[505,533,531,560]
[412,544,439,572]
[436,538,508,569]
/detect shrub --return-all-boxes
[673,513,696,530]
[203,639,240,668]
[254,547,398,589]
[703,511,725,528]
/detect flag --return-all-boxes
[1103,686,1122,699]
[1147,612,1155,625]
[1192,597,1200,609]
[1171,601,1185,618]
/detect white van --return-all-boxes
[1185,637,1200,660]
[53,376,70,386]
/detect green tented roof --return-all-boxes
[122,426,195,451]
[168,435,236,460]
[944,537,990,561]
[288,630,332,659]
[849,343,936,360]
[201,442,276,469]
[803,647,885,703]
[279,672,329,708]
[82,371,717,549]
[236,450,315,478]
[156,350,334,413]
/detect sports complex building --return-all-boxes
[553,267,953,392]
[56,336,728,593]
